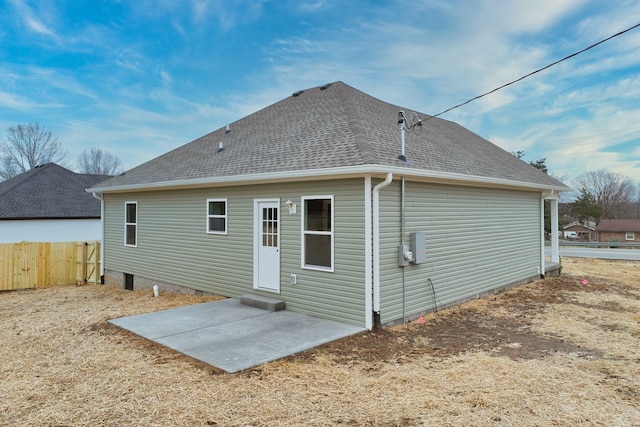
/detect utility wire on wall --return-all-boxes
[424,22,640,122]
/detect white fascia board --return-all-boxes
[87,164,572,194]
[387,166,571,193]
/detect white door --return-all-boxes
[254,200,280,292]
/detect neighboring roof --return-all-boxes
[0,163,110,219]
[91,81,570,193]
[563,221,596,230]
[596,219,640,232]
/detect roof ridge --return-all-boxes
[88,81,570,192]
[334,83,370,165]
[333,82,383,165]
[0,163,56,196]
[0,162,104,219]
[0,162,96,194]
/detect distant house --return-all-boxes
[596,219,640,243]
[88,82,570,329]
[563,221,596,240]
[0,163,110,243]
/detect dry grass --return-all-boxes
[1,258,639,426]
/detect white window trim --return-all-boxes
[301,195,334,272]
[124,201,138,247]
[206,198,228,235]
[625,232,635,241]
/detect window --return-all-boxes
[207,199,227,234]
[261,206,278,247]
[125,202,137,247]
[626,232,635,241]
[302,196,333,271]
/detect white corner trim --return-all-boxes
[364,176,373,330]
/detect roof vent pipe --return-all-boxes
[398,111,409,163]
[225,124,230,133]
[218,142,224,153]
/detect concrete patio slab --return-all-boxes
[109,298,365,373]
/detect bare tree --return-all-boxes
[573,170,636,220]
[0,123,66,180]
[620,182,640,219]
[0,156,19,180]
[77,147,123,175]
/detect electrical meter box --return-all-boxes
[398,244,413,266]
[410,232,426,264]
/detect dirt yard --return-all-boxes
[1,258,639,426]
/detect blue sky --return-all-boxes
[1,0,639,191]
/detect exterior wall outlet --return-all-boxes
[290,274,297,285]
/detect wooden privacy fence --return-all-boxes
[0,241,100,291]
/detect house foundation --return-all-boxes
[104,269,213,296]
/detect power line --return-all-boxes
[425,21,640,121]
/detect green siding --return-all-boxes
[103,179,367,326]
[103,176,544,328]
[378,180,541,324]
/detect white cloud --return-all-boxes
[25,16,55,36]
[159,70,173,86]
[57,90,241,170]
[0,91,37,111]
[269,37,328,55]
[113,48,145,73]
[489,91,640,182]
[31,68,100,100]
[2,0,638,184]
[295,1,328,13]
[197,1,268,29]
[191,0,209,23]
[459,0,588,35]
[8,0,60,41]
[229,0,638,187]
[256,0,591,116]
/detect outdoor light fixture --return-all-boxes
[285,199,296,215]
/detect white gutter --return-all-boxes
[372,173,393,320]
[91,192,105,282]
[87,164,571,195]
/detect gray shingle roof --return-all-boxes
[92,81,568,191]
[0,163,110,219]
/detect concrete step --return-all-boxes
[240,294,286,311]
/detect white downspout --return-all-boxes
[364,176,373,330]
[372,173,393,325]
[92,192,105,283]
